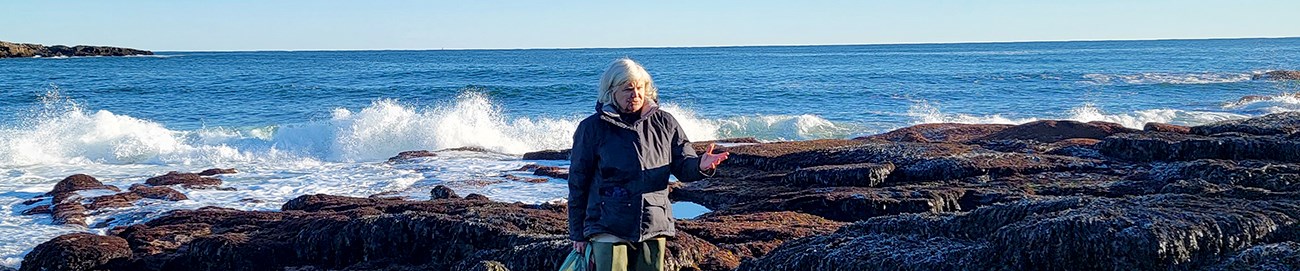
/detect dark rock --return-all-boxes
[671,170,806,211]
[52,202,88,227]
[19,233,131,271]
[1190,111,1300,136]
[1144,122,1191,134]
[976,120,1137,143]
[783,162,894,187]
[504,174,547,183]
[46,174,119,197]
[521,149,569,160]
[1210,242,1300,270]
[146,171,222,186]
[367,191,406,199]
[439,146,506,154]
[857,123,1014,143]
[1,41,152,58]
[92,194,730,271]
[430,185,460,200]
[1043,138,1103,158]
[889,152,1107,183]
[718,186,968,222]
[748,141,974,171]
[51,192,81,205]
[87,193,142,210]
[464,179,506,187]
[114,223,213,256]
[0,41,44,58]
[1148,159,1300,192]
[664,232,743,271]
[1098,132,1300,162]
[197,168,237,176]
[47,45,152,57]
[466,193,491,201]
[741,194,1300,271]
[129,184,188,201]
[22,197,43,205]
[513,164,542,171]
[702,137,763,144]
[676,211,845,259]
[1252,70,1300,80]
[387,150,437,163]
[533,166,569,180]
[22,205,51,215]
[713,139,867,169]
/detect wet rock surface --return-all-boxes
[145,172,223,187]
[24,193,743,271]
[1190,111,1300,136]
[197,168,237,176]
[387,150,437,163]
[24,171,216,227]
[521,149,569,160]
[1098,131,1300,162]
[19,233,131,271]
[856,123,1013,143]
[1145,122,1191,134]
[739,195,1300,271]
[975,120,1137,143]
[21,112,1300,271]
[676,211,845,259]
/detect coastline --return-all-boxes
[14,112,1300,271]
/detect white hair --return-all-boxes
[597,58,658,107]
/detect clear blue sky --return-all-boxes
[4,0,1297,51]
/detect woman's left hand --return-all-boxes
[699,143,730,171]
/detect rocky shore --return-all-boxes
[0,41,152,58]
[17,112,1300,271]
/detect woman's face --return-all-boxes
[614,80,647,113]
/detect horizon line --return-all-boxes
[153,35,1300,53]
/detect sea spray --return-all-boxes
[909,101,1246,129]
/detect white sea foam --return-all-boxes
[1082,72,1253,85]
[907,102,1037,125]
[0,90,857,268]
[908,102,1248,129]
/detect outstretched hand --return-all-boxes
[699,143,730,171]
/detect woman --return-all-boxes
[567,58,729,271]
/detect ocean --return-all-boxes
[2,37,1300,267]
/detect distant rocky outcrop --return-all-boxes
[1252,70,1300,81]
[0,41,152,58]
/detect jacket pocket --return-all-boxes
[642,193,673,234]
[598,197,637,238]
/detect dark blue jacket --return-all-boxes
[567,102,712,242]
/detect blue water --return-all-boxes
[5,38,1299,134]
[1,37,1299,267]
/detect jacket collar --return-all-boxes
[596,101,659,130]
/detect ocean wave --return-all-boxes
[1220,92,1300,114]
[1082,72,1253,85]
[0,91,851,166]
[908,102,1247,129]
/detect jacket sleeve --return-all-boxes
[668,116,715,183]
[567,119,597,241]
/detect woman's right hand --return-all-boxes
[574,241,587,253]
